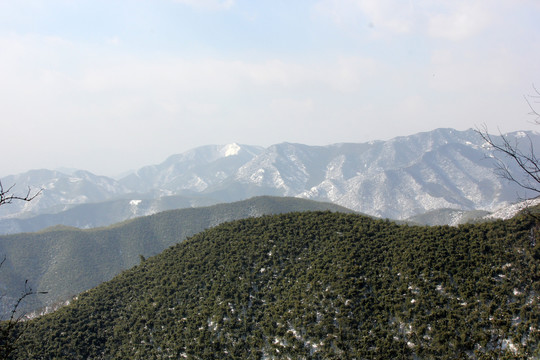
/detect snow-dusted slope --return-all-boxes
[0,170,130,219]
[1,129,538,231]
[484,197,540,220]
[119,143,264,194]
[232,129,537,219]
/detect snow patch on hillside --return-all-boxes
[485,197,540,220]
[222,143,241,157]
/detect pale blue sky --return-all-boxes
[1,0,539,176]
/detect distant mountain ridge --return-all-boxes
[1,128,538,233]
[120,143,265,194]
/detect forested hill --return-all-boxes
[0,196,354,316]
[12,212,540,359]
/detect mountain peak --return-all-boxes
[221,143,241,157]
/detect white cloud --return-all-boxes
[173,0,235,11]
[326,56,381,92]
[314,0,415,35]
[1,2,538,177]
[426,1,493,40]
[354,0,416,34]
[314,0,498,40]
[428,47,528,93]
[0,33,390,174]
[270,97,314,113]
[106,36,121,46]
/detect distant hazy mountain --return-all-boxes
[0,194,221,234]
[0,196,354,316]
[1,128,538,233]
[228,129,527,219]
[119,143,265,194]
[0,169,130,220]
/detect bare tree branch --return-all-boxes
[524,83,540,124]
[0,180,44,357]
[0,181,42,207]
[476,125,540,195]
[476,85,540,221]
[0,280,47,358]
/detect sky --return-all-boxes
[1,0,539,177]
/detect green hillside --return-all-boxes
[10,211,540,359]
[0,196,354,315]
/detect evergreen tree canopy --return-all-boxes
[11,211,540,359]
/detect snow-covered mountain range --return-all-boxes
[1,128,538,233]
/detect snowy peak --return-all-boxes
[221,143,241,157]
[118,144,264,194]
[234,142,331,195]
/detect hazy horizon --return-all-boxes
[1,1,539,177]
[2,127,539,179]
